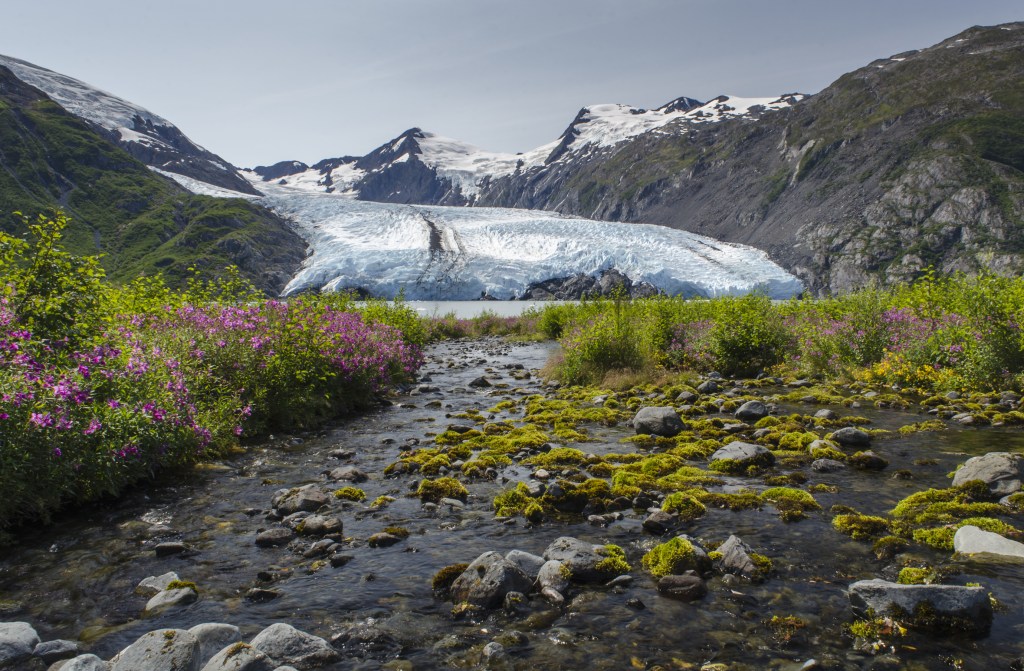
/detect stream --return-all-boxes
[3,338,1024,670]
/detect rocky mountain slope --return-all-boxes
[257,22,1024,295]
[0,65,305,294]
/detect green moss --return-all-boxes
[165,580,198,593]
[525,447,588,468]
[777,432,818,451]
[333,486,366,502]
[750,552,773,577]
[432,563,469,593]
[594,544,631,576]
[641,537,703,578]
[698,489,763,510]
[416,477,469,503]
[370,495,395,508]
[832,513,890,540]
[873,535,911,560]
[382,526,410,539]
[765,615,806,643]
[761,487,821,522]
[897,566,937,585]
[661,493,707,521]
[897,420,948,435]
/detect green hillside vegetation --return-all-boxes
[0,67,304,294]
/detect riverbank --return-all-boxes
[3,337,1024,670]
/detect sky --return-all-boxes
[4,1,1021,167]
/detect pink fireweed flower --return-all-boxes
[107,399,120,409]
[29,412,53,428]
[84,418,102,435]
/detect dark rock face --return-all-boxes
[449,552,533,608]
[253,160,310,181]
[847,579,993,637]
[520,268,660,300]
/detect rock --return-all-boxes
[656,573,707,601]
[540,586,564,605]
[504,550,546,579]
[33,639,79,665]
[952,452,1024,498]
[295,516,342,537]
[632,407,685,437]
[145,587,199,613]
[188,624,241,668]
[717,535,764,581]
[734,400,769,421]
[255,528,295,548]
[154,542,188,557]
[327,466,367,483]
[831,427,871,447]
[0,621,39,669]
[329,618,403,660]
[481,642,504,660]
[469,377,491,388]
[366,533,403,548]
[709,442,775,469]
[849,451,889,471]
[54,654,107,671]
[642,510,677,535]
[136,572,180,597]
[250,623,338,670]
[245,589,281,603]
[271,485,329,515]
[847,579,992,636]
[807,438,839,453]
[814,409,840,421]
[110,629,201,671]
[199,643,275,671]
[542,537,611,583]
[811,458,847,473]
[953,525,1024,559]
[676,391,697,403]
[696,380,719,394]
[536,560,570,593]
[449,552,533,609]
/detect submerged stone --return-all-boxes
[847,579,992,637]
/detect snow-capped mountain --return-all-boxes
[249,93,804,204]
[0,54,257,194]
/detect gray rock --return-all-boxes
[811,458,847,473]
[953,525,1024,559]
[632,407,685,437]
[540,586,565,605]
[449,552,533,608]
[54,654,108,671]
[255,528,295,548]
[469,376,491,388]
[110,629,201,671]
[250,623,338,670]
[734,400,769,421]
[642,510,676,535]
[850,450,888,470]
[542,537,610,583]
[807,438,839,453]
[295,515,342,537]
[847,579,992,636]
[709,441,775,469]
[535,560,570,593]
[656,573,707,601]
[188,624,241,667]
[831,427,871,447]
[717,535,764,580]
[696,380,719,394]
[271,485,329,516]
[154,542,187,557]
[0,621,40,668]
[952,452,1024,498]
[504,550,546,579]
[136,572,180,597]
[814,408,840,421]
[34,639,79,664]
[144,587,199,614]
[326,466,367,483]
[200,643,275,671]
[481,642,504,659]
[676,391,697,403]
[366,532,402,548]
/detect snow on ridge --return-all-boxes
[0,54,173,136]
[154,168,260,199]
[250,181,801,300]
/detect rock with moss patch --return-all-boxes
[709,442,774,471]
[849,451,888,471]
[536,560,570,594]
[632,407,685,437]
[272,486,329,516]
[952,452,1024,498]
[295,515,342,538]
[641,536,710,578]
[136,572,180,597]
[717,535,770,581]
[200,642,275,671]
[145,585,199,613]
[110,629,201,671]
[542,537,618,583]
[831,427,871,447]
[847,579,992,637]
[449,552,534,608]
[189,624,242,668]
[249,623,339,669]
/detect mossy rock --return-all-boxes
[641,537,708,578]
[417,477,469,503]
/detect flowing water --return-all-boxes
[2,339,1024,670]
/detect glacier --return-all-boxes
[232,180,801,300]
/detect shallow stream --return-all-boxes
[2,339,1024,670]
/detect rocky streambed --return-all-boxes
[3,338,1024,670]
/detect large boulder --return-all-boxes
[709,442,774,470]
[734,400,769,421]
[0,622,39,669]
[449,552,533,608]
[632,407,685,437]
[188,624,242,668]
[952,452,1024,498]
[847,579,992,636]
[249,623,338,670]
[953,525,1024,559]
[110,629,201,671]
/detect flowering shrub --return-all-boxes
[0,213,422,527]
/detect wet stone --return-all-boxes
[0,622,39,668]
[367,533,403,548]
[55,654,107,671]
[33,639,78,665]
[831,427,871,447]
[200,642,275,671]
[110,628,201,671]
[255,528,295,548]
[136,571,180,597]
[951,452,1024,498]
[187,623,241,668]
[734,400,769,421]
[154,542,188,557]
[145,586,199,613]
[811,458,847,473]
[327,466,367,483]
[250,623,339,669]
[632,406,685,437]
[657,573,707,601]
[272,485,329,516]
[642,510,677,535]
[246,588,281,603]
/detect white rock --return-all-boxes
[953,524,1024,559]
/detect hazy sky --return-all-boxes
[5,1,1021,167]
